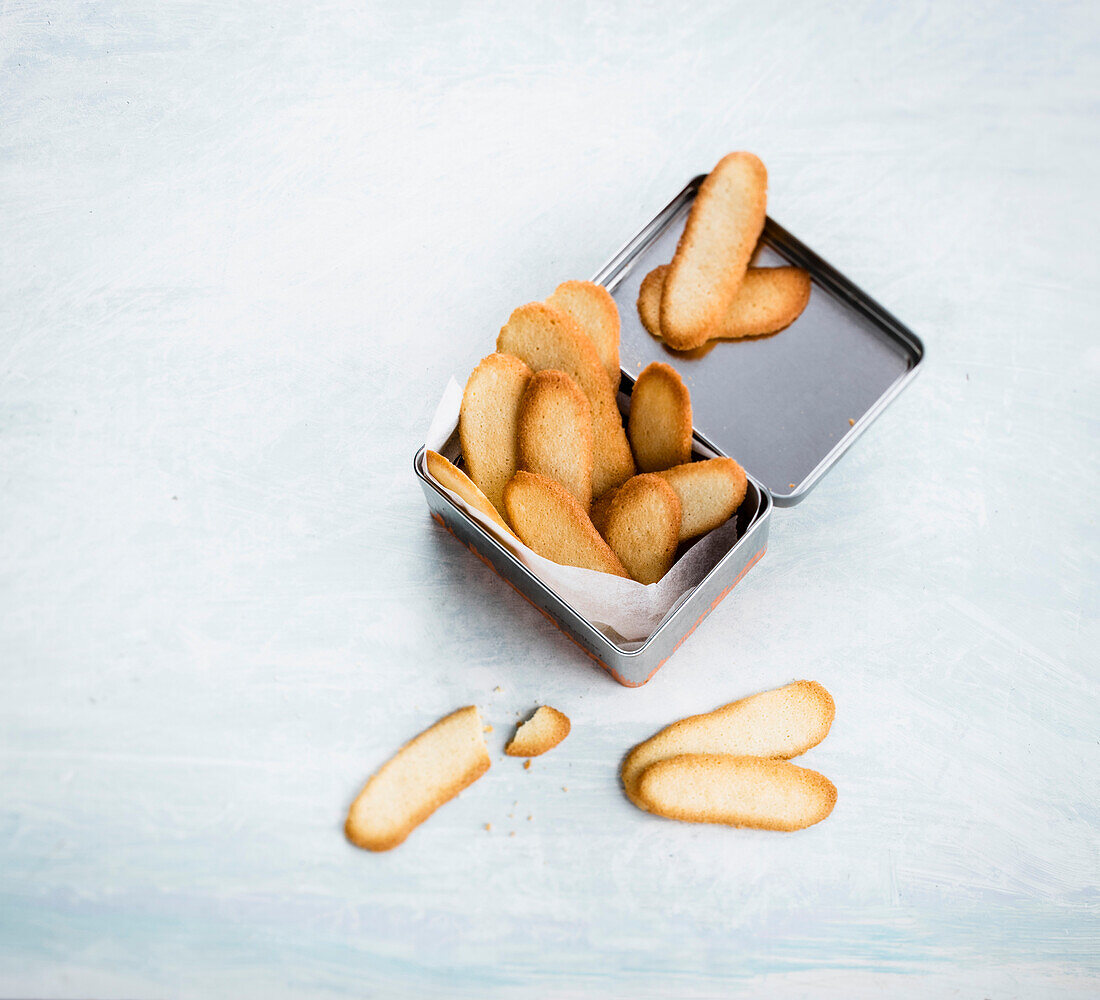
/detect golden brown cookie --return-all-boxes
[636,754,837,831]
[627,361,693,473]
[621,680,835,807]
[657,457,747,541]
[426,450,519,541]
[600,473,682,584]
[345,706,491,851]
[503,471,629,577]
[517,369,594,509]
[497,303,635,498]
[636,264,668,339]
[638,264,810,342]
[545,280,622,392]
[459,353,533,515]
[660,152,768,350]
[505,705,571,757]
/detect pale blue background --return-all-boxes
[1,1,1098,997]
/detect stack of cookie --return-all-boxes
[637,152,811,350]
[622,680,837,831]
[429,283,748,584]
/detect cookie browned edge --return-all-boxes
[589,486,618,536]
[637,264,669,339]
[635,753,837,831]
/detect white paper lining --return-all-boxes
[422,378,740,645]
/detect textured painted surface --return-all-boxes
[1,1,1098,997]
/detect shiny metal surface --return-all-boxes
[594,179,925,505]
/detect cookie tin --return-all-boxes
[415,175,924,686]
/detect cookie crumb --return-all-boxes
[848,418,855,426]
[509,831,515,837]
[523,760,531,770]
[494,686,502,693]
[527,815,532,821]
[562,786,568,792]
[788,483,796,489]
[483,724,493,733]
[484,823,491,832]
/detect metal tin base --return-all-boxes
[416,445,770,686]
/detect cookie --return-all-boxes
[657,457,747,541]
[545,280,622,392]
[426,450,519,541]
[459,353,533,514]
[638,264,810,342]
[600,473,682,584]
[503,470,629,577]
[497,302,635,498]
[505,705,571,757]
[345,705,491,851]
[517,369,594,509]
[636,264,668,339]
[636,754,837,831]
[621,680,835,807]
[588,486,617,536]
[627,361,693,472]
[660,152,768,350]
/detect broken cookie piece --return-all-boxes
[505,705,571,757]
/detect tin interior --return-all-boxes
[595,179,924,506]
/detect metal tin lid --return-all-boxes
[594,177,924,506]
